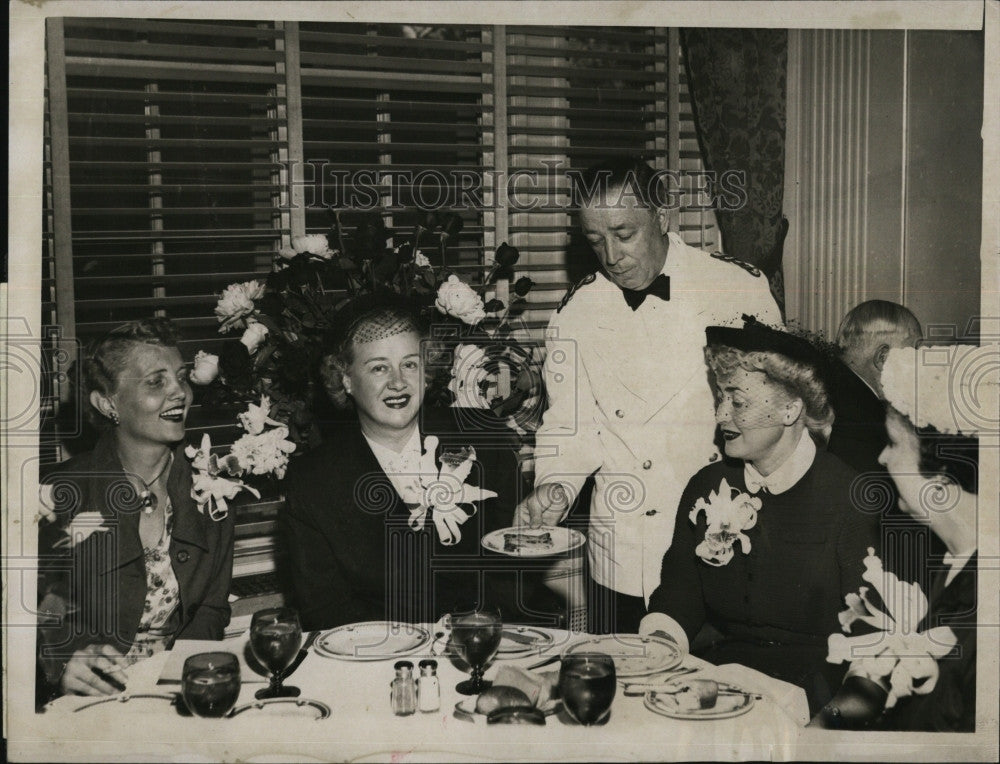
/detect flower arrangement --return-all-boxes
[189,208,541,482]
[689,477,762,566]
[826,547,957,710]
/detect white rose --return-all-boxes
[240,322,269,354]
[278,245,298,260]
[435,275,486,326]
[215,280,265,333]
[291,233,332,257]
[414,249,431,268]
[189,350,220,385]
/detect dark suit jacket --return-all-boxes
[879,554,977,732]
[280,409,564,631]
[826,359,888,475]
[37,433,235,680]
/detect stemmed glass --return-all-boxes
[181,652,242,718]
[449,606,503,695]
[249,607,303,700]
[559,653,617,725]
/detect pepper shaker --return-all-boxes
[417,659,440,712]
[391,660,417,716]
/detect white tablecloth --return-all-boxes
[42,627,810,761]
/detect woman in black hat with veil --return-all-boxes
[640,317,880,715]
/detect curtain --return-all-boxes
[681,28,788,312]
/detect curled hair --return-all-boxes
[319,306,427,409]
[80,318,181,428]
[705,344,834,437]
[887,408,979,495]
[571,156,669,210]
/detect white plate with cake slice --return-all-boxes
[480,526,585,557]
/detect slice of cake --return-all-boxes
[503,532,554,553]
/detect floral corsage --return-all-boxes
[402,436,498,546]
[826,547,957,709]
[186,433,260,521]
[689,477,762,566]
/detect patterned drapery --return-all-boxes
[681,28,788,312]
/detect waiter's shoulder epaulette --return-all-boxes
[709,250,763,278]
[556,272,597,313]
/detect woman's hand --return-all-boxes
[60,644,127,696]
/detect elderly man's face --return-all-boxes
[578,192,670,291]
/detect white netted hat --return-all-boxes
[881,345,999,435]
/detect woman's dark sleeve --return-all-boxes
[835,475,882,600]
[645,476,707,642]
[280,471,368,632]
[181,510,235,640]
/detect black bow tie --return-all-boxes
[622,274,671,311]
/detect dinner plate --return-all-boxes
[313,621,430,661]
[561,634,682,678]
[643,680,755,720]
[454,697,561,722]
[480,526,585,557]
[229,697,331,720]
[434,626,555,659]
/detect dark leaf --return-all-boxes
[494,242,520,267]
[483,298,505,313]
[491,389,529,418]
[373,251,399,281]
[513,276,534,297]
[440,212,464,238]
[396,242,415,264]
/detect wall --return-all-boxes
[784,29,984,340]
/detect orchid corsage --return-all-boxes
[185,433,260,521]
[401,435,497,546]
[689,477,762,566]
[826,547,957,709]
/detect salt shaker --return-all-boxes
[417,659,440,712]
[391,660,417,716]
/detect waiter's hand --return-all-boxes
[61,643,127,696]
[515,483,571,528]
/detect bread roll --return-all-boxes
[474,686,533,715]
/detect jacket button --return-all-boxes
[645,509,657,516]
[615,409,624,418]
[642,460,652,470]
[176,550,190,563]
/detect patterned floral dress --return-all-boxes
[125,500,181,664]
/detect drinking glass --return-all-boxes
[449,607,503,695]
[559,653,617,725]
[181,652,241,718]
[249,607,303,700]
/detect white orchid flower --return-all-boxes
[826,548,958,708]
[406,435,497,546]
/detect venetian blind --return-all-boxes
[296,23,493,273]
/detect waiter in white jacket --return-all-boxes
[518,157,782,634]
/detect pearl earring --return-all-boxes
[109,411,120,426]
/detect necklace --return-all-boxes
[122,452,174,515]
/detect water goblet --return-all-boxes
[249,607,303,700]
[181,652,241,718]
[449,607,503,696]
[559,652,617,725]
